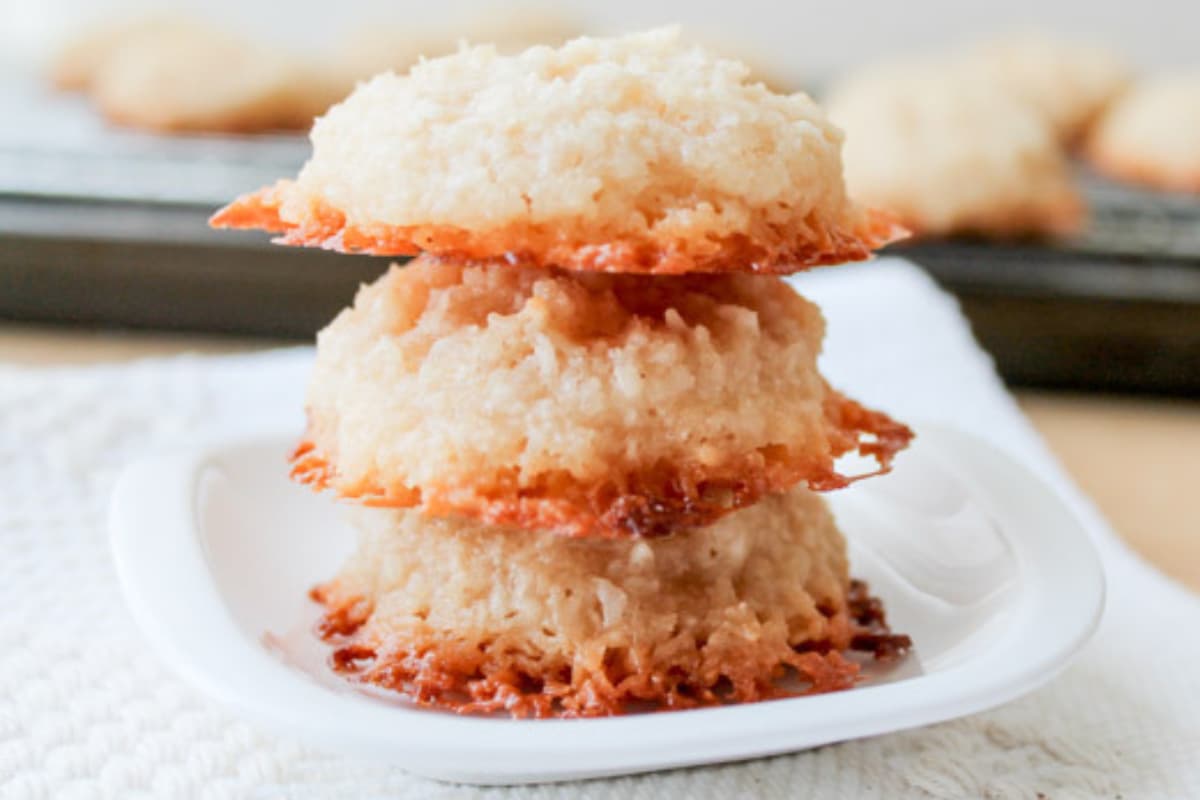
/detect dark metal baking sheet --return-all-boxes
[0,196,390,338]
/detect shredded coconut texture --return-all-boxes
[211,27,904,273]
[1085,75,1200,193]
[314,488,890,717]
[296,255,911,537]
[827,64,1083,238]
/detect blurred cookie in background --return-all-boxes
[51,15,197,92]
[53,17,346,134]
[962,32,1133,145]
[827,63,1084,239]
[1085,75,1200,193]
[91,25,345,134]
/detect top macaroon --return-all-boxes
[211,28,903,274]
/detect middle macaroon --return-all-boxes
[292,256,910,537]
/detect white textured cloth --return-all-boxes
[1,258,1197,799]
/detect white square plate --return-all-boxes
[110,424,1103,785]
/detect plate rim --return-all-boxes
[109,423,1105,785]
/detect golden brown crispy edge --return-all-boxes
[311,579,910,718]
[289,388,914,538]
[210,180,908,275]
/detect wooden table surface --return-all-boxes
[4,322,1197,592]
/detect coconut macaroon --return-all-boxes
[962,33,1133,145]
[1085,75,1200,193]
[91,25,345,134]
[211,27,904,274]
[292,256,911,537]
[54,16,345,133]
[826,65,1083,238]
[315,488,908,717]
[52,16,197,92]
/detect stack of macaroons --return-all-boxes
[212,27,913,718]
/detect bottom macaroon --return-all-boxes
[313,488,909,718]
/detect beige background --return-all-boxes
[4,0,1198,81]
[3,323,1197,592]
